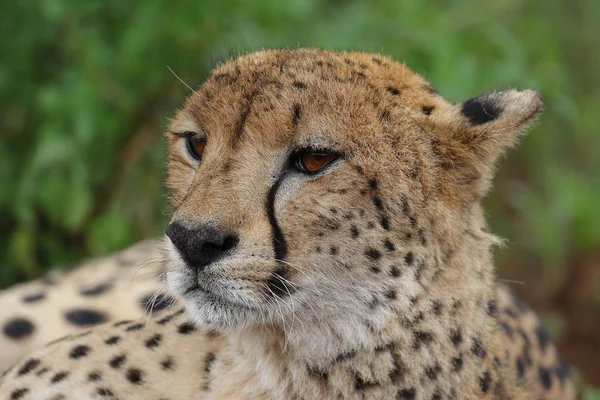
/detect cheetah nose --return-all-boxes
[165,221,239,272]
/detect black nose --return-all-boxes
[165,222,239,272]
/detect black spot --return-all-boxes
[384,289,397,300]
[354,374,379,390]
[105,336,120,345]
[125,323,144,332]
[203,353,216,373]
[422,105,435,115]
[390,265,401,277]
[504,307,518,319]
[384,239,395,252]
[329,246,338,255]
[479,371,492,393]
[18,358,40,375]
[126,368,143,385]
[161,358,175,370]
[418,229,427,246]
[413,331,433,349]
[70,344,90,359]
[65,309,107,326]
[387,87,400,95]
[351,225,359,238]
[113,320,133,327]
[404,252,414,265]
[109,354,126,369]
[96,388,114,397]
[80,282,113,296]
[369,179,378,190]
[471,338,486,358]
[425,364,440,380]
[51,371,69,384]
[145,334,162,349]
[461,93,502,125]
[452,356,464,371]
[22,292,45,303]
[399,388,416,400]
[10,388,29,399]
[140,292,175,314]
[3,318,35,339]
[333,349,357,363]
[539,366,552,390]
[372,196,383,210]
[292,104,302,126]
[380,217,390,230]
[88,372,102,381]
[379,109,391,121]
[500,322,513,338]
[178,322,196,334]
[156,315,174,325]
[292,81,307,89]
[486,300,498,315]
[365,248,381,260]
[450,329,462,345]
[389,356,406,384]
[431,300,443,315]
[36,367,49,377]
[535,324,550,353]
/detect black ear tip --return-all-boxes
[461,89,544,126]
[461,93,503,125]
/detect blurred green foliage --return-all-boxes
[1,0,599,392]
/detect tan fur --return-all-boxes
[0,49,575,399]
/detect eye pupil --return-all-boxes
[186,137,206,160]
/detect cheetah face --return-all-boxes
[163,49,542,333]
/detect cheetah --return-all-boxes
[0,49,576,399]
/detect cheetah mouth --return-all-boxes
[181,280,254,311]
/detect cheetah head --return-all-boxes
[164,49,542,352]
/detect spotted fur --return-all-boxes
[0,241,172,373]
[0,49,575,399]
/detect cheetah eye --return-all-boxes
[292,151,339,174]
[186,137,207,161]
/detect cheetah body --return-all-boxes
[0,49,576,400]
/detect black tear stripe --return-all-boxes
[265,176,292,298]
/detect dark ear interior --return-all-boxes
[431,89,543,201]
[456,89,543,165]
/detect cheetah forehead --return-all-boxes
[171,49,448,142]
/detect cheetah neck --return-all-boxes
[217,237,518,399]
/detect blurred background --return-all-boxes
[0,0,598,394]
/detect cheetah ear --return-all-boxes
[454,89,543,166]
[432,89,543,201]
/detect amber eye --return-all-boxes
[293,151,339,174]
[186,137,206,161]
